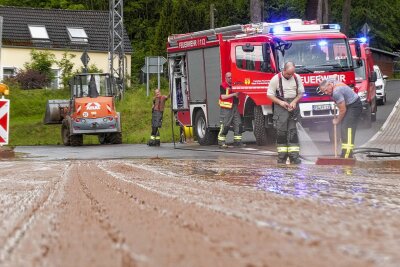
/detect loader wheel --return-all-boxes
[253,106,267,146]
[109,132,122,144]
[70,134,83,146]
[98,133,110,144]
[61,122,71,146]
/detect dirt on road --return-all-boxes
[0,158,399,267]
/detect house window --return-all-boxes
[3,67,16,79]
[51,69,61,89]
[67,27,88,43]
[28,25,49,40]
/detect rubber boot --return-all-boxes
[340,149,353,159]
[289,153,302,164]
[277,153,288,164]
[233,141,246,147]
[219,141,228,149]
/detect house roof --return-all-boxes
[0,6,132,53]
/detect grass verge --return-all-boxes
[7,85,180,146]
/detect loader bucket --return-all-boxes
[44,100,69,124]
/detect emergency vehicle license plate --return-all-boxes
[312,104,331,111]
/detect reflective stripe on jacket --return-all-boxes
[219,82,233,109]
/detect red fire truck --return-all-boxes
[167,19,361,145]
[349,38,377,128]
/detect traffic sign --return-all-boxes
[361,23,370,36]
[141,65,164,74]
[0,99,10,145]
[81,51,90,66]
[146,56,167,66]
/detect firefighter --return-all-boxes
[148,88,170,146]
[319,78,362,158]
[218,72,244,148]
[267,62,304,164]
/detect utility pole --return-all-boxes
[210,4,216,29]
[108,0,125,99]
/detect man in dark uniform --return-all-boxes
[148,88,170,146]
[218,72,244,148]
[267,62,304,164]
[319,78,362,158]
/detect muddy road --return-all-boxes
[1,158,399,267]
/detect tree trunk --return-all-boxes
[342,0,352,36]
[317,0,323,23]
[250,0,263,23]
[323,0,329,24]
[305,0,319,21]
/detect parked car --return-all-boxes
[374,65,388,105]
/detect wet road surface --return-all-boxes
[1,158,399,267]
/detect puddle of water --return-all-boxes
[140,158,400,211]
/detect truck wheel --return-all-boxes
[109,132,122,144]
[61,122,71,146]
[70,134,83,146]
[253,106,267,146]
[371,112,377,122]
[194,110,217,145]
[371,97,377,122]
[98,134,109,144]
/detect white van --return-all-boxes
[373,65,388,105]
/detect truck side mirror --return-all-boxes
[262,43,271,65]
[383,75,388,79]
[369,71,377,82]
[261,43,273,72]
[242,43,254,52]
[355,40,362,58]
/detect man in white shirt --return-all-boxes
[267,62,304,164]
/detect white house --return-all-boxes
[0,6,132,88]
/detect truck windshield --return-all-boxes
[277,39,352,73]
[353,59,366,80]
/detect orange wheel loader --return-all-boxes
[44,73,122,146]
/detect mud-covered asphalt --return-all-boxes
[1,158,399,267]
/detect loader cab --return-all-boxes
[70,73,114,99]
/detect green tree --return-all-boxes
[264,0,306,22]
[24,50,56,82]
[57,52,76,89]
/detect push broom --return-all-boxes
[315,105,356,165]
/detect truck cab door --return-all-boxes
[231,42,276,85]
[230,42,276,107]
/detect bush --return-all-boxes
[14,69,49,89]
[24,50,56,82]
[2,76,20,89]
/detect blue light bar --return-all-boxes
[269,26,291,34]
[358,37,367,44]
